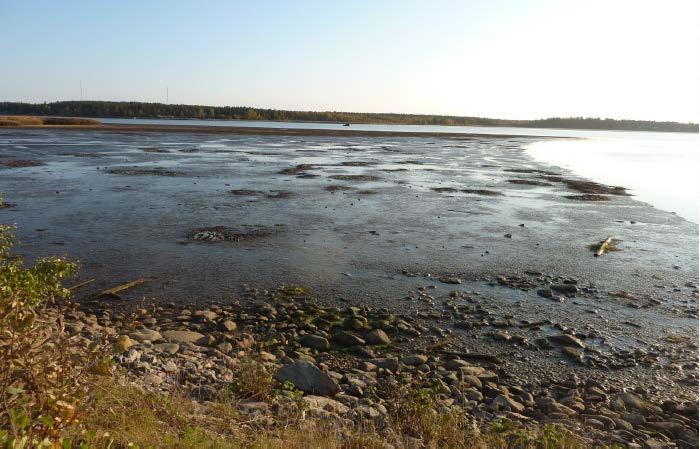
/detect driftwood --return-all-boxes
[595,236,613,257]
[68,278,95,290]
[92,278,145,298]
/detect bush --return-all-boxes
[0,221,102,446]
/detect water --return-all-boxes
[99,117,699,222]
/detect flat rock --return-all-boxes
[161,330,207,345]
[548,333,585,348]
[129,329,162,343]
[303,395,350,414]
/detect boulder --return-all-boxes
[365,329,391,345]
[274,361,340,396]
[300,334,331,351]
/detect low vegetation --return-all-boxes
[0,115,98,127]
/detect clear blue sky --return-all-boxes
[1,0,698,121]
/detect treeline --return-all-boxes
[0,101,696,132]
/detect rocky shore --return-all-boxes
[57,282,698,449]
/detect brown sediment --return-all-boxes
[229,190,259,196]
[278,164,316,175]
[325,185,354,192]
[107,167,184,177]
[329,174,380,182]
[358,190,379,195]
[507,179,552,186]
[461,189,504,196]
[382,168,409,172]
[565,194,610,201]
[187,226,271,242]
[0,159,45,168]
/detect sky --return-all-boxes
[1,0,698,122]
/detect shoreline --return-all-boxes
[3,122,563,139]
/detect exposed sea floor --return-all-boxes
[1,128,697,402]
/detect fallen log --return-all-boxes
[92,278,145,298]
[595,235,613,257]
[68,278,95,290]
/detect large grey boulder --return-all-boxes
[274,361,340,396]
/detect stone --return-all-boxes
[274,361,340,396]
[617,393,663,416]
[161,330,207,345]
[332,331,366,346]
[154,343,180,354]
[220,320,237,332]
[551,284,578,294]
[300,334,330,351]
[303,395,350,414]
[548,333,585,348]
[402,354,428,366]
[194,310,218,321]
[365,329,391,345]
[493,394,525,413]
[129,329,162,343]
[368,357,400,372]
[562,347,584,363]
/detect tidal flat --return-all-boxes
[1,127,697,446]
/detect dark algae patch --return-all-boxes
[431,187,459,193]
[329,174,381,182]
[508,179,553,186]
[141,147,170,153]
[230,189,259,196]
[325,185,354,192]
[187,225,272,242]
[279,164,316,175]
[107,167,184,176]
[561,179,628,195]
[1,159,44,168]
[565,194,610,201]
[461,189,503,196]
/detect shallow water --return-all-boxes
[100,118,699,222]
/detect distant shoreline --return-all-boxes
[1,121,557,139]
[1,100,697,132]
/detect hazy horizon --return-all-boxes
[2,0,698,123]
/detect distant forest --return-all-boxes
[0,101,697,132]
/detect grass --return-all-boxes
[64,379,595,449]
[0,115,99,126]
